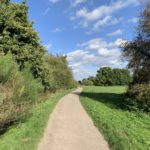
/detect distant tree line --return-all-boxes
[0,0,76,131]
[80,67,132,86]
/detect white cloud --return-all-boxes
[75,0,139,23]
[49,0,61,3]
[67,50,97,80]
[107,29,123,36]
[67,38,127,80]
[93,16,121,31]
[73,0,140,32]
[80,38,126,50]
[97,48,121,57]
[67,50,95,64]
[71,0,87,7]
[52,28,62,33]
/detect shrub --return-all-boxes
[0,54,43,130]
[124,83,150,112]
[45,55,77,90]
[82,79,94,86]
[20,66,44,102]
[0,53,24,129]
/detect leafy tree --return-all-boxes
[82,67,131,86]
[0,0,76,131]
[113,68,131,85]
[88,67,131,86]
[122,3,150,112]
[123,3,150,84]
[95,67,115,86]
[82,78,94,86]
[88,76,96,84]
[0,1,76,91]
[45,54,77,90]
[0,0,45,78]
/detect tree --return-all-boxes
[113,68,131,85]
[0,1,45,78]
[45,54,76,90]
[0,1,76,91]
[94,67,131,86]
[81,78,94,86]
[123,3,150,84]
[95,67,114,86]
[122,3,150,112]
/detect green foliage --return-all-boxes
[123,3,150,84]
[80,86,150,150]
[122,3,150,112]
[0,0,48,90]
[82,78,94,86]
[96,67,131,86]
[20,66,44,101]
[0,53,21,84]
[0,0,76,132]
[95,67,115,86]
[113,68,131,85]
[0,1,45,72]
[45,55,77,90]
[82,67,131,86]
[124,83,150,112]
[0,1,76,91]
[0,54,43,130]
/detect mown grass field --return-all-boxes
[80,86,150,150]
[0,90,70,150]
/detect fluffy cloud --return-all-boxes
[92,16,121,32]
[74,0,140,31]
[67,38,127,80]
[97,48,121,57]
[76,0,139,23]
[80,38,126,50]
[107,29,123,36]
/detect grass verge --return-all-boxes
[0,90,70,150]
[80,86,150,150]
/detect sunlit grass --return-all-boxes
[80,86,150,150]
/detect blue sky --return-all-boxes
[11,0,143,80]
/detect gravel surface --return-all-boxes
[38,88,109,150]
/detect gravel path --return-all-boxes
[38,88,109,150]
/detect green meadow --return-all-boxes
[80,86,150,150]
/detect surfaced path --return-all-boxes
[38,88,109,150]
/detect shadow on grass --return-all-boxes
[80,92,125,109]
[0,120,19,136]
[0,113,31,136]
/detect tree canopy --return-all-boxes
[0,1,76,91]
[122,3,150,112]
[0,0,76,130]
[81,67,131,86]
[123,3,150,84]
